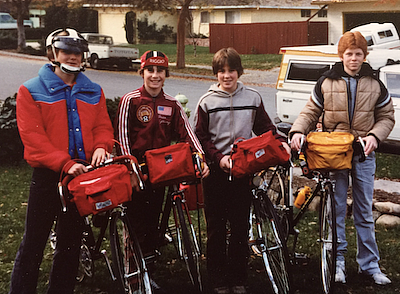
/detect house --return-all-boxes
[311,0,400,45]
[189,0,326,38]
[82,4,178,44]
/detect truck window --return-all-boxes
[378,30,394,39]
[364,35,374,46]
[386,73,400,98]
[287,62,331,82]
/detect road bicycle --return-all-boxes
[263,123,338,294]
[57,156,152,294]
[140,151,204,292]
[248,171,292,294]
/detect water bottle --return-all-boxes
[294,186,311,208]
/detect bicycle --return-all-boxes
[58,156,152,294]
[139,151,204,292]
[262,123,338,294]
[248,171,292,294]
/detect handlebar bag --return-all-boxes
[305,131,354,170]
[145,142,196,186]
[231,131,290,178]
[68,164,132,216]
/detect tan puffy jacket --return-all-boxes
[290,62,395,143]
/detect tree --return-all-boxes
[5,0,31,52]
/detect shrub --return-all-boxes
[0,95,24,165]
[0,30,17,49]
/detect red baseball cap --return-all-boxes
[140,50,169,69]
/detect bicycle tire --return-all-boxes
[110,211,152,294]
[174,196,202,292]
[265,168,290,240]
[319,182,337,294]
[251,191,292,294]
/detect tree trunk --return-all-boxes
[176,2,190,69]
[16,13,26,52]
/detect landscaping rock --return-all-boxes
[375,214,400,227]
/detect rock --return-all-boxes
[373,210,382,222]
[374,201,400,215]
[375,214,400,228]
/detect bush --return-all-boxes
[0,30,17,49]
[137,16,175,44]
[106,97,121,125]
[0,95,24,165]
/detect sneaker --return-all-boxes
[335,260,346,284]
[231,285,247,294]
[372,272,391,285]
[213,286,230,294]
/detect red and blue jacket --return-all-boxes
[17,64,114,172]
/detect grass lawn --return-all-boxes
[1,157,400,293]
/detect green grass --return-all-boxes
[131,44,282,70]
[1,158,400,294]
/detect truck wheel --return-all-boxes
[90,54,101,70]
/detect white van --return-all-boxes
[275,45,400,151]
[351,23,400,50]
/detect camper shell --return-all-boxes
[350,23,400,50]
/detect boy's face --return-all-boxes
[217,65,238,93]
[55,49,82,68]
[340,47,365,76]
[142,66,166,93]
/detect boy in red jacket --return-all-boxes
[8,28,114,294]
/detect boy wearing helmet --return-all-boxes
[290,32,394,285]
[8,28,114,294]
[115,50,209,283]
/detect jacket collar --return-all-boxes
[326,62,378,80]
[38,64,97,94]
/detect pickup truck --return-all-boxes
[81,33,139,70]
[275,45,400,153]
[0,12,33,29]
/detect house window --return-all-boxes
[301,9,311,18]
[201,11,210,23]
[318,9,327,18]
[225,11,240,24]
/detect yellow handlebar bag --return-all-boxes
[305,132,354,170]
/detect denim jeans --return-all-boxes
[333,152,381,274]
[8,168,85,294]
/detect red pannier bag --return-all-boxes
[231,131,289,178]
[67,164,132,216]
[180,183,204,211]
[145,143,197,187]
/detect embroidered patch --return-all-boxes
[165,154,173,164]
[157,105,172,116]
[137,105,154,123]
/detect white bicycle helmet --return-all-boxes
[46,28,89,74]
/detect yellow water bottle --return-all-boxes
[294,186,311,208]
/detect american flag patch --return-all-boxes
[157,106,172,116]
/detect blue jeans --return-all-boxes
[333,152,381,274]
[8,168,85,294]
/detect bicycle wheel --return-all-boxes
[251,191,292,294]
[264,168,290,239]
[173,196,202,291]
[319,182,337,294]
[110,211,152,294]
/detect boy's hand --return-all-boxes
[219,155,231,174]
[91,148,106,167]
[282,142,291,157]
[362,135,378,156]
[67,163,88,176]
[290,133,304,151]
[200,162,210,178]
